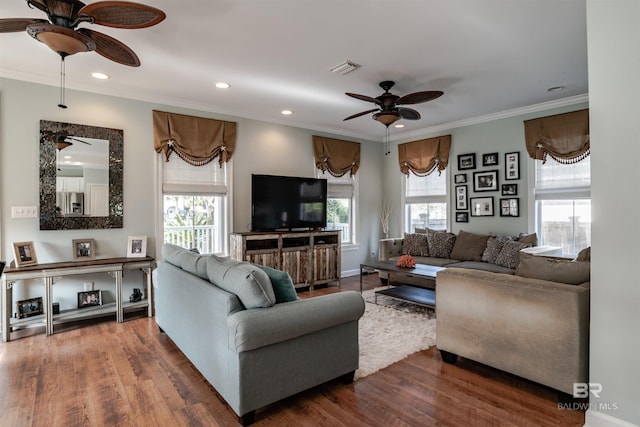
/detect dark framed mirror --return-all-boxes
[39,120,123,230]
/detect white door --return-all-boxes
[88,184,109,216]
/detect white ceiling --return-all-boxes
[0,0,588,142]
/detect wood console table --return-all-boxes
[1,257,155,342]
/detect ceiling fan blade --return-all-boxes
[65,136,92,145]
[398,108,421,120]
[396,90,444,105]
[78,1,166,29]
[78,28,140,66]
[346,93,383,106]
[343,108,379,121]
[0,18,45,33]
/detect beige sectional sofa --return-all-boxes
[378,229,591,395]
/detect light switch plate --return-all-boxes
[11,206,38,218]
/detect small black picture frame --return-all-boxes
[502,183,518,196]
[455,211,469,223]
[482,152,499,166]
[500,198,520,217]
[473,170,499,192]
[455,185,468,210]
[454,173,467,184]
[505,152,520,180]
[78,290,102,309]
[458,153,476,170]
[17,297,44,319]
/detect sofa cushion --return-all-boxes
[162,243,209,280]
[517,232,538,246]
[516,253,590,285]
[450,231,490,261]
[402,232,430,256]
[254,264,299,303]
[427,230,457,258]
[447,261,515,275]
[394,256,460,267]
[481,237,506,264]
[575,246,591,262]
[494,240,532,269]
[206,256,276,309]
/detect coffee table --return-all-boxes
[359,261,446,308]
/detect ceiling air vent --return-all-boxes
[329,60,361,75]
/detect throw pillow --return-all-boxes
[516,253,590,285]
[482,237,505,264]
[449,231,490,261]
[575,246,591,262]
[402,233,430,256]
[517,232,538,246]
[494,240,532,269]
[254,264,299,303]
[414,227,428,234]
[205,257,276,309]
[427,231,457,258]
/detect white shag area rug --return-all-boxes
[355,287,436,380]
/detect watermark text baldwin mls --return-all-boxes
[558,383,619,411]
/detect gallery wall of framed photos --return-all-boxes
[454,150,522,224]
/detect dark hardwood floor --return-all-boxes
[0,273,585,426]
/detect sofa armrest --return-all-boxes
[378,238,404,261]
[227,291,365,353]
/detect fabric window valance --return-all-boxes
[313,136,360,177]
[398,135,451,176]
[524,109,589,164]
[153,110,237,167]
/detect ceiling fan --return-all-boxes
[344,81,444,127]
[0,0,166,107]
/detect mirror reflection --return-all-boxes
[40,120,123,230]
[55,137,109,217]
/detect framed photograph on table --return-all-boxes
[78,290,102,308]
[473,170,499,192]
[72,238,96,261]
[470,197,495,217]
[482,152,499,166]
[455,185,468,210]
[17,297,44,319]
[457,153,476,170]
[500,198,520,217]
[12,241,38,267]
[127,236,147,257]
[505,152,520,180]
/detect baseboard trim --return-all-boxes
[585,409,639,427]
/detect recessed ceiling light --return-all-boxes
[91,72,109,80]
[281,110,293,115]
[394,123,405,128]
[215,82,230,89]
[547,85,565,92]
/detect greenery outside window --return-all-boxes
[322,172,357,245]
[404,171,448,232]
[161,157,231,255]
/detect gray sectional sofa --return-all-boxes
[378,230,591,395]
[154,244,365,425]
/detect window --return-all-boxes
[321,172,357,245]
[404,171,448,232]
[161,157,231,255]
[534,156,590,256]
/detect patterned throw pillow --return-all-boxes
[494,240,532,269]
[402,233,429,256]
[482,237,506,264]
[517,232,538,246]
[427,231,457,258]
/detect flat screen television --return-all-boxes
[251,174,327,231]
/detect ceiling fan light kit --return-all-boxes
[344,80,443,128]
[1,0,166,108]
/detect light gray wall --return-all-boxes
[0,77,382,291]
[586,1,640,425]
[383,102,588,238]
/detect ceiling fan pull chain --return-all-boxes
[385,127,390,156]
[58,57,67,109]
